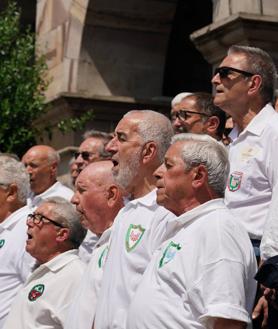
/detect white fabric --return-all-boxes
[94,189,176,329]
[3,250,85,329]
[225,104,278,244]
[126,199,258,329]
[27,181,73,211]
[64,228,111,329]
[0,206,35,329]
[78,230,99,263]
[261,183,278,259]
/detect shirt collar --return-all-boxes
[125,189,157,209]
[39,249,79,272]
[173,198,226,227]
[0,205,29,232]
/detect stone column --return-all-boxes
[190,0,278,70]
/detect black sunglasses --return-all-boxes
[214,66,254,79]
[74,151,94,161]
[27,213,65,228]
[171,109,209,122]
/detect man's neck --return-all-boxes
[128,176,157,200]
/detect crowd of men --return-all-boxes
[1,44,278,329]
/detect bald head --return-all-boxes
[72,161,123,235]
[22,145,59,195]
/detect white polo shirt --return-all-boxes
[94,189,176,329]
[78,230,99,263]
[27,181,74,211]
[0,206,35,329]
[126,199,257,329]
[64,228,111,329]
[225,104,278,240]
[3,250,85,329]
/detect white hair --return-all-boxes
[171,133,229,197]
[124,110,174,163]
[0,156,30,203]
[171,92,193,107]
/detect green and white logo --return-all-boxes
[28,284,45,302]
[228,171,243,192]
[159,241,181,268]
[125,224,145,252]
[0,239,5,248]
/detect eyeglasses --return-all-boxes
[27,213,65,228]
[214,66,254,79]
[74,151,95,161]
[171,110,209,122]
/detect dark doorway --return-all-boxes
[163,0,213,96]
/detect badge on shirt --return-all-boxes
[98,246,109,268]
[28,284,45,302]
[228,171,243,192]
[0,239,5,248]
[159,241,181,268]
[125,224,145,252]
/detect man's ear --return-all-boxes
[205,116,219,136]
[248,75,262,96]
[50,161,58,177]
[6,183,18,202]
[192,165,207,189]
[107,185,119,207]
[56,228,70,243]
[142,142,157,164]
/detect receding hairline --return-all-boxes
[23,145,59,163]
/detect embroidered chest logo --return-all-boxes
[159,241,181,268]
[228,171,243,192]
[98,246,109,268]
[0,239,5,248]
[125,224,145,252]
[28,284,45,302]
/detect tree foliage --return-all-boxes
[0,1,94,157]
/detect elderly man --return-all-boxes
[3,197,87,329]
[0,156,34,329]
[22,145,73,211]
[74,129,112,174]
[126,134,257,329]
[212,46,278,261]
[64,161,124,329]
[94,110,174,329]
[170,92,226,140]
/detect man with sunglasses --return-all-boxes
[22,145,73,211]
[3,197,87,329]
[212,45,278,328]
[170,92,226,141]
[75,130,112,175]
[0,156,35,329]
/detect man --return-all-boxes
[74,129,112,174]
[126,134,257,329]
[3,197,87,329]
[64,161,124,329]
[0,156,34,329]
[22,145,73,211]
[74,131,112,261]
[211,45,278,259]
[94,110,175,329]
[170,91,226,140]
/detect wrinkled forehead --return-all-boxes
[116,114,141,135]
[79,138,104,152]
[220,52,248,69]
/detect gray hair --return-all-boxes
[0,156,30,203]
[124,110,174,162]
[171,92,193,107]
[82,129,112,160]
[43,197,87,249]
[228,45,277,104]
[172,133,229,197]
[47,149,60,164]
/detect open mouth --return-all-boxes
[112,158,119,167]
